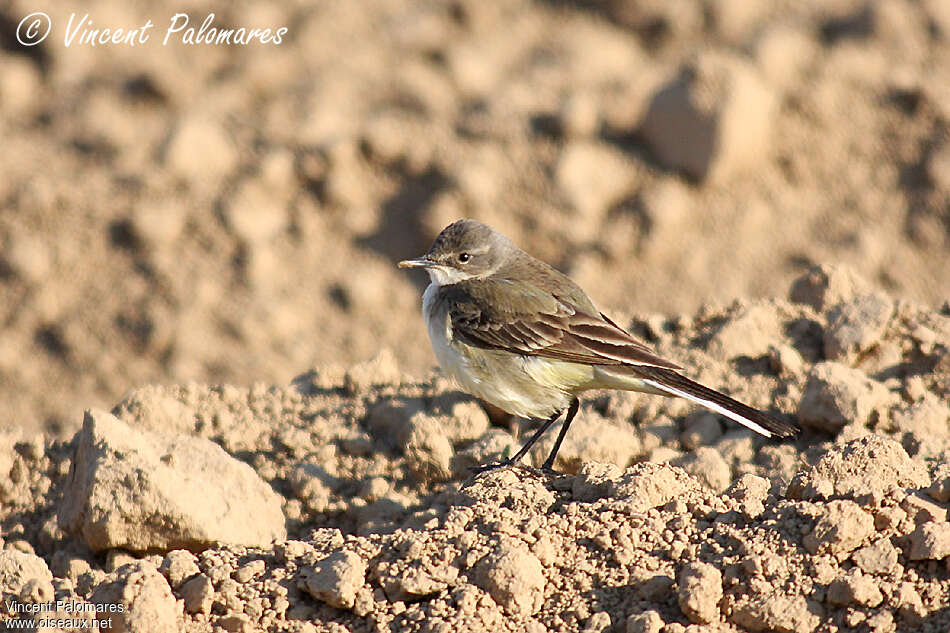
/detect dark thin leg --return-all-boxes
[508,408,565,464]
[541,397,579,471]
[469,406,566,474]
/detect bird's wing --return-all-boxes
[443,278,681,370]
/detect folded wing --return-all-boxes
[443,279,681,370]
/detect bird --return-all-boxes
[399,219,799,473]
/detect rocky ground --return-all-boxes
[3,0,950,631]
[1,267,949,632]
[2,0,950,436]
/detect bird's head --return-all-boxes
[399,219,514,285]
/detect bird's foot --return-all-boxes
[468,458,517,475]
[468,460,561,479]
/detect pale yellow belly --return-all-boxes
[446,345,591,419]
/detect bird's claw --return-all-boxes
[467,460,561,479]
[467,459,516,475]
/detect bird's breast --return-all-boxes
[419,282,582,419]
[422,282,460,369]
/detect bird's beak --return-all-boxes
[398,256,433,269]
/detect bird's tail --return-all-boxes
[629,366,800,439]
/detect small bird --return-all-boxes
[399,219,799,473]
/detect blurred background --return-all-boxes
[1,0,948,435]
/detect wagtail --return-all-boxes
[399,219,799,473]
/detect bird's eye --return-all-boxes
[457,253,471,263]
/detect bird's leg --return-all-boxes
[540,397,579,472]
[469,407,565,474]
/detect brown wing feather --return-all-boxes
[444,279,681,370]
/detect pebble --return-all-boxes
[797,361,892,431]
[639,51,777,182]
[474,542,546,616]
[677,561,722,624]
[300,550,367,610]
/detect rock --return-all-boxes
[0,55,42,117]
[725,473,770,517]
[637,573,675,602]
[901,492,948,524]
[600,0,703,46]
[59,409,286,552]
[852,539,898,575]
[454,469,556,516]
[925,0,950,40]
[803,500,874,557]
[609,463,703,512]
[638,178,692,245]
[894,581,927,622]
[366,397,425,449]
[0,549,53,601]
[715,430,757,466]
[445,40,500,97]
[768,344,805,377]
[673,447,731,492]
[755,26,817,92]
[626,610,665,633]
[300,550,367,610]
[179,574,214,614]
[344,349,401,393]
[677,562,722,624]
[290,462,335,513]
[50,551,92,582]
[112,387,198,435]
[708,0,767,42]
[581,611,612,633]
[788,265,871,312]
[709,303,783,360]
[2,233,51,284]
[18,576,54,604]
[106,550,138,572]
[474,542,546,616]
[556,140,637,237]
[680,413,723,450]
[559,92,600,137]
[730,595,820,633]
[927,463,950,502]
[159,550,200,589]
[638,51,777,182]
[428,396,491,444]
[90,562,181,633]
[787,435,929,500]
[823,293,894,361]
[224,180,289,245]
[218,614,253,633]
[889,396,950,454]
[165,115,238,186]
[827,570,883,607]
[726,473,771,501]
[404,412,454,482]
[129,200,188,251]
[908,522,950,560]
[360,112,422,167]
[377,563,454,602]
[796,361,892,431]
[233,560,265,583]
[573,461,624,502]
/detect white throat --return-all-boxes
[426,266,471,286]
